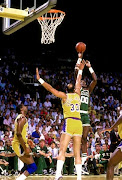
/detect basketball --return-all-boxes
[75,42,86,53]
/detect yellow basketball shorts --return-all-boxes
[12,141,29,157]
[62,117,83,137]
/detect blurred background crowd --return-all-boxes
[0,50,122,176]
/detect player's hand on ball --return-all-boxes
[85,60,91,68]
[78,52,83,59]
[36,68,40,80]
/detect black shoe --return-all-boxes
[94,171,99,175]
[114,173,120,176]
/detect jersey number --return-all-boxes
[80,96,88,104]
[70,104,79,112]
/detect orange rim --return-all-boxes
[37,9,65,20]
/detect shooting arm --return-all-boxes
[75,60,85,95]
[86,60,97,94]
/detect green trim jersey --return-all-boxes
[80,88,90,126]
[80,88,89,113]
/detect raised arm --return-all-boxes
[36,68,67,100]
[85,60,97,94]
[74,52,83,80]
[75,60,85,96]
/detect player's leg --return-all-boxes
[73,135,82,180]
[107,148,122,180]
[81,114,90,159]
[55,133,71,180]
[81,126,90,155]
[81,125,90,174]
[16,155,37,180]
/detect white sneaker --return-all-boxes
[81,167,89,175]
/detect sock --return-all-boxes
[55,160,64,178]
[16,174,27,180]
[75,164,82,180]
[82,153,87,165]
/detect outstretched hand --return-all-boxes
[78,52,83,59]
[36,68,40,80]
[85,60,91,68]
[79,59,86,70]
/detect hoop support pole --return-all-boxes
[2,0,57,35]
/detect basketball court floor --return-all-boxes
[0,175,122,180]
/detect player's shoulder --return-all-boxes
[16,114,27,123]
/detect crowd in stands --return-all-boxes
[0,54,122,176]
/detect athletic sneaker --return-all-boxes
[82,166,89,175]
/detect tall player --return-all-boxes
[12,104,37,180]
[36,60,85,180]
[75,53,97,168]
[100,114,122,180]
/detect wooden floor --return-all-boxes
[0,175,122,180]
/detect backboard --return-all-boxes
[0,0,57,35]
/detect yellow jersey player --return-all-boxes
[36,60,85,180]
[12,104,37,180]
[100,114,122,180]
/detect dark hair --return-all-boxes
[16,104,23,114]
[67,83,74,93]
[51,141,56,145]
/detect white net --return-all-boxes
[37,9,65,44]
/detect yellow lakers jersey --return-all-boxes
[118,123,122,139]
[13,114,28,144]
[62,93,81,119]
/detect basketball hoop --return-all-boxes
[37,9,65,44]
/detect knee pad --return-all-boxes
[27,163,37,174]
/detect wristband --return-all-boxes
[77,58,82,64]
[78,70,83,75]
[89,67,94,74]
[38,78,45,84]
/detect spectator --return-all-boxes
[44,98,52,110]
[45,121,51,133]
[99,144,110,173]
[28,121,35,135]
[34,139,54,175]
[48,141,59,171]
[40,107,48,118]
[31,125,40,144]
[3,115,12,127]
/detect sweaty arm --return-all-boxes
[86,60,97,94]
[75,60,85,96]
[36,68,67,100]
[16,117,27,151]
